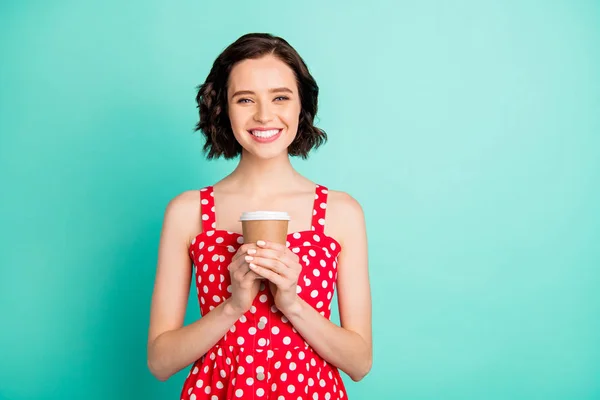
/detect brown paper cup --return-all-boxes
[240,211,290,245]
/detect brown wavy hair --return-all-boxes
[194,33,327,160]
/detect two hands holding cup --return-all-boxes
[226,212,301,315]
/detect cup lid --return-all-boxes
[239,211,291,221]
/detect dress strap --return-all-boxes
[200,186,216,233]
[311,184,329,234]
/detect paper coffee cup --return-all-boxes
[239,211,290,245]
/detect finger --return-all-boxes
[253,248,300,272]
[249,263,286,286]
[278,250,300,267]
[254,241,288,265]
[230,247,257,271]
[232,257,262,281]
[232,243,257,262]
[229,252,252,273]
[235,259,251,273]
[243,269,262,280]
[251,248,281,261]
[248,257,289,277]
[256,240,286,253]
[237,242,257,255]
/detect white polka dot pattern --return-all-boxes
[180,185,346,400]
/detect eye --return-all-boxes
[274,96,290,102]
[237,98,252,104]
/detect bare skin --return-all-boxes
[147,54,372,383]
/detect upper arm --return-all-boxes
[331,192,372,350]
[147,191,199,346]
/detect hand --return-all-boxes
[226,243,262,314]
[247,240,302,314]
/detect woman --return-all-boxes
[147,33,372,400]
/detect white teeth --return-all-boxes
[251,129,280,138]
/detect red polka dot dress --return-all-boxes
[180,184,348,400]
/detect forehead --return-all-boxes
[228,55,297,93]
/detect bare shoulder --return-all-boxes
[164,190,200,219]
[162,190,202,245]
[325,189,366,245]
[327,190,364,214]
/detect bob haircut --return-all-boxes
[195,33,327,160]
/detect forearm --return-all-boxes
[283,297,372,381]
[147,300,243,381]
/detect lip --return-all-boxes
[248,128,283,143]
[249,127,283,131]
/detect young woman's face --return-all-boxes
[227,54,301,160]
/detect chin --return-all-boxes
[244,146,289,160]
[238,131,296,160]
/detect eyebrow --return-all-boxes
[231,87,294,98]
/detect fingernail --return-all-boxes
[249,263,257,269]
[245,256,253,262]
[247,249,256,255]
[257,240,266,246]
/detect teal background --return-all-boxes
[1,0,599,399]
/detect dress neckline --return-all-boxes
[195,184,342,251]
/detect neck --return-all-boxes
[225,150,301,196]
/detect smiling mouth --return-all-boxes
[249,129,282,139]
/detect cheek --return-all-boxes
[283,104,301,127]
[228,107,247,133]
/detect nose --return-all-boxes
[253,101,274,124]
